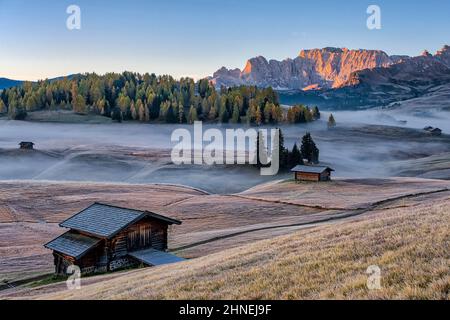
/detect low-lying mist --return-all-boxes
[0,107,449,194]
[329,109,450,132]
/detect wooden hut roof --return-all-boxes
[291,165,335,174]
[59,203,181,239]
[44,231,101,259]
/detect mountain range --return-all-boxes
[211,46,450,90]
[0,75,78,90]
[3,46,450,109]
[211,45,450,108]
[0,78,24,90]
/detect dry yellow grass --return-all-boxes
[36,196,450,300]
[241,177,450,209]
[0,180,323,282]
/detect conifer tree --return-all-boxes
[131,101,137,120]
[111,107,122,122]
[137,99,145,121]
[289,143,303,167]
[312,106,321,119]
[231,105,240,123]
[277,128,289,168]
[219,104,229,123]
[255,106,263,126]
[178,102,185,124]
[254,130,268,167]
[300,132,320,164]
[188,105,198,124]
[328,114,336,129]
[0,99,7,114]
[73,94,86,114]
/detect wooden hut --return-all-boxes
[19,141,34,150]
[291,165,335,182]
[45,203,183,275]
[423,127,442,136]
[429,128,442,136]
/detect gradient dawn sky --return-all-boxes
[0,0,449,81]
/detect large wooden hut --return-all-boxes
[45,203,183,275]
[291,165,335,182]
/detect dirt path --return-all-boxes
[171,188,450,252]
[227,194,356,211]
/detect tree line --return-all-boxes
[0,72,320,125]
[255,130,320,171]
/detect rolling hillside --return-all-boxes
[34,193,450,300]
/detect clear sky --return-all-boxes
[0,0,449,81]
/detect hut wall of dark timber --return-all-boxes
[45,203,182,276]
[295,171,331,182]
[112,219,168,254]
[54,219,169,274]
[19,142,34,150]
[291,165,335,182]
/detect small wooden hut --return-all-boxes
[45,203,183,275]
[19,142,34,150]
[423,127,442,136]
[291,165,335,182]
[429,128,442,136]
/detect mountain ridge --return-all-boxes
[0,75,78,90]
[211,47,404,90]
[344,45,450,87]
[213,45,450,109]
[211,46,450,91]
[0,78,24,90]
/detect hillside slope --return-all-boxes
[35,194,450,300]
[0,78,23,90]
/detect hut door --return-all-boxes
[139,225,151,247]
[127,230,139,251]
[128,225,152,250]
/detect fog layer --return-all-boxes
[1,108,449,193]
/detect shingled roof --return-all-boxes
[291,165,335,174]
[128,248,185,266]
[59,203,181,239]
[44,231,101,259]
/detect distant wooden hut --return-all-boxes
[429,128,442,136]
[45,203,183,275]
[291,165,335,182]
[19,142,34,150]
[423,127,442,136]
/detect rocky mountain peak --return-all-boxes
[342,45,450,89]
[437,45,450,53]
[210,46,450,91]
[435,45,450,68]
[242,56,269,75]
[211,47,397,90]
[298,47,345,58]
[436,45,450,55]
